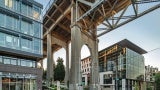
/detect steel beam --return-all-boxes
[43,5,72,38]
[98,3,160,37]
[76,0,104,22]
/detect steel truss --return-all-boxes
[75,0,160,37]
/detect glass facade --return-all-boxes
[0,72,37,90]
[0,55,36,68]
[98,46,145,80]
[126,48,145,80]
[0,0,42,90]
[0,0,20,12]
[0,32,42,54]
[0,0,41,20]
[0,1,42,55]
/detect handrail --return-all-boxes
[42,0,55,17]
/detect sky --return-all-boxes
[36,0,160,70]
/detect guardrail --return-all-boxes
[42,0,55,17]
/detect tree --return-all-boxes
[43,69,47,80]
[54,57,65,82]
[155,72,160,90]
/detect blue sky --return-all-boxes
[37,0,160,70]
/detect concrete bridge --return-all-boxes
[42,0,160,90]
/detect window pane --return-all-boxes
[21,60,26,66]
[5,0,13,8]
[5,0,9,7]
[9,0,13,8]
[11,59,17,65]
[13,0,19,12]
[21,20,32,35]
[26,60,33,67]
[34,39,40,54]
[12,36,19,49]
[33,61,36,68]
[14,18,19,31]
[21,38,32,52]
[17,59,21,66]
[3,58,10,64]
[6,15,14,30]
[0,56,3,64]
[33,6,40,19]
[21,3,32,17]
[28,6,32,17]
[0,13,5,27]
[21,21,28,34]
[6,35,13,47]
[33,22,41,38]
[0,0,5,6]
[0,33,5,46]
[21,4,27,15]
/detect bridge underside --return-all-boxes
[43,0,131,56]
[42,0,160,89]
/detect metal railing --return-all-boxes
[42,0,55,17]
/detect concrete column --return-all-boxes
[90,39,100,90]
[65,43,69,87]
[69,24,82,90]
[69,1,82,90]
[52,50,55,83]
[47,32,53,87]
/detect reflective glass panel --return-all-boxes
[21,38,32,52]
[0,13,5,27]
[0,56,2,64]
[33,6,41,19]
[21,60,26,66]
[0,33,5,46]
[3,58,10,64]
[6,35,13,47]
[11,59,17,65]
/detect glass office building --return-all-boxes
[0,0,43,90]
[98,39,147,90]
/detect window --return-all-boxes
[0,0,5,6]
[0,13,5,27]
[107,61,114,71]
[33,39,41,54]
[5,0,13,8]
[21,60,26,66]
[17,59,20,66]
[12,36,19,49]
[103,74,112,84]
[32,61,36,68]
[0,56,2,64]
[33,6,41,19]
[21,3,32,17]
[11,59,17,65]
[26,60,33,67]
[3,58,10,64]
[21,20,32,35]
[13,18,19,31]
[21,3,27,15]
[6,15,14,30]
[33,22,41,38]
[21,38,32,52]
[6,35,13,47]
[0,33,5,46]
